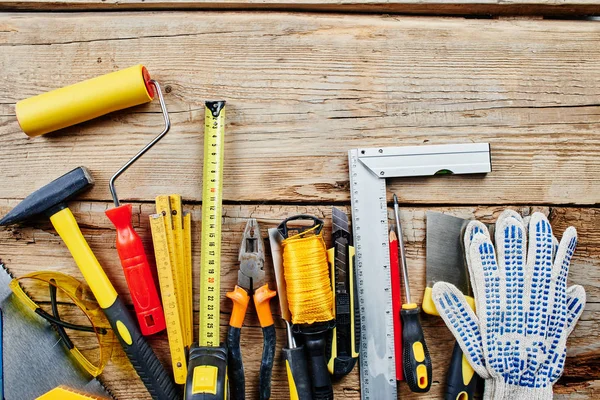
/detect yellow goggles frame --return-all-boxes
[9,271,114,377]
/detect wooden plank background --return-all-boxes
[1,0,600,15]
[0,6,599,400]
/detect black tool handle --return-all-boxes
[226,326,245,400]
[283,346,313,400]
[259,325,276,400]
[277,215,324,237]
[401,305,432,393]
[104,297,179,400]
[185,344,228,400]
[299,326,334,400]
[445,342,480,400]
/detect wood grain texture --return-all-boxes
[0,0,599,16]
[1,202,598,399]
[2,13,600,205]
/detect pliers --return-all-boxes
[226,219,277,400]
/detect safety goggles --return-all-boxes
[9,271,114,377]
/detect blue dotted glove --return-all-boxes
[432,210,586,400]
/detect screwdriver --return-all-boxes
[393,194,432,392]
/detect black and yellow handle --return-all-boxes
[296,323,334,400]
[445,342,480,400]
[185,345,228,400]
[283,345,313,400]
[49,206,178,400]
[326,245,359,379]
[401,304,432,393]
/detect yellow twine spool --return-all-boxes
[282,226,334,325]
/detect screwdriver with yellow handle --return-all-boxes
[393,194,432,392]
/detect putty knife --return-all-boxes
[424,212,481,400]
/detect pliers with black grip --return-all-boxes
[226,219,277,400]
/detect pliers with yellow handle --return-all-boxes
[226,219,277,400]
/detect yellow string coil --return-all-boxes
[282,226,334,325]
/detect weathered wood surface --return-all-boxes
[1,0,600,16]
[0,202,598,399]
[2,13,600,205]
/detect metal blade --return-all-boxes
[425,212,470,295]
[0,263,111,399]
[332,207,349,234]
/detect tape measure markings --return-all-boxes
[199,103,226,347]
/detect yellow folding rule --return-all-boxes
[149,194,193,384]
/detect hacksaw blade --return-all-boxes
[0,263,112,399]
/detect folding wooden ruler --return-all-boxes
[149,194,193,384]
[348,143,491,399]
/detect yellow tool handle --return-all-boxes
[50,207,117,308]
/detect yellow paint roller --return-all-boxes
[16,64,173,337]
[16,64,155,137]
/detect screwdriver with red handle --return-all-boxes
[105,79,170,336]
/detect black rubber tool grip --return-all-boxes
[104,297,179,400]
[226,326,245,400]
[445,342,481,400]
[401,306,432,393]
[297,323,334,400]
[259,325,276,400]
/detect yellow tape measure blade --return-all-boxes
[199,101,226,347]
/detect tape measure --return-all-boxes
[149,213,188,384]
[185,101,228,400]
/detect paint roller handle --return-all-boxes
[105,204,166,336]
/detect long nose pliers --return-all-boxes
[226,219,277,400]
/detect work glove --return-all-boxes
[432,210,586,400]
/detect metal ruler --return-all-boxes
[149,213,188,384]
[348,143,491,399]
[199,101,226,347]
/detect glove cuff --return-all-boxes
[485,380,553,400]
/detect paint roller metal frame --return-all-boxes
[348,142,491,400]
[109,79,171,206]
[104,79,171,336]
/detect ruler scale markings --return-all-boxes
[349,149,397,400]
[183,211,193,347]
[199,103,225,347]
[149,214,188,384]
[348,143,491,398]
